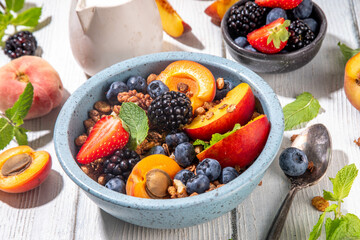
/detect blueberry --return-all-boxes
[196,158,221,182]
[149,145,166,155]
[303,18,318,33]
[165,132,189,149]
[106,81,129,104]
[174,169,195,185]
[127,76,147,93]
[234,36,248,48]
[279,147,309,177]
[174,142,195,168]
[214,80,234,100]
[244,45,257,52]
[293,0,313,19]
[105,178,126,193]
[186,174,210,195]
[147,80,169,99]
[266,8,287,25]
[219,167,239,184]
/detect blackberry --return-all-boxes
[4,31,37,59]
[286,20,315,51]
[148,91,192,131]
[227,1,267,38]
[103,148,140,183]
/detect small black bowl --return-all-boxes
[221,0,327,73]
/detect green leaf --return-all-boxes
[330,164,358,201]
[14,126,28,145]
[309,204,338,240]
[325,213,360,240]
[193,139,210,149]
[0,118,15,150]
[119,102,149,150]
[5,82,34,126]
[283,92,321,131]
[5,0,24,12]
[323,190,337,201]
[11,7,41,27]
[338,42,360,62]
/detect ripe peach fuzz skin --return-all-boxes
[344,52,360,111]
[126,154,182,198]
[184,83,255,141]
[0,56,63,119]
[205,0,238,22]
[197,115,270,168]
[0,146,52,193]
[157,60,216,112]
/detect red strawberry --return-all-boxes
[247,18,290,54]
[76,115,129,164]
[255,0,302,10]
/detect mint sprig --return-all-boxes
[119,102,149,150]
[338,42,360,62]
[193,123,241,150]
[309,164,360,240]
[283,92,321,131]
[0,82,33,150]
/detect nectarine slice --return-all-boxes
[126,154,182,198]
[197,115,270,168]
[0,146,52,193]
[157,60,216,111]
[184,83,255,140]
[205,0,238,22]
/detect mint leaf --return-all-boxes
[338,42,360,62]
[5,82,33,126]
[330,163,358,201]
[5,0,25,12]
[309,204,338,240]
[0,118,15,150]
[14,126,28,145]
[119,102,149,150]
[323,190,337,201]
[325,214,360,240]
[193,139,210,149]
[11,7,41,27]
[283,92,321,130]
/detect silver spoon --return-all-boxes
[266,123,332,240]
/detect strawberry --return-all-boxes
[255,0,302,10]
[247,18,290,54]
[76,115,129,164]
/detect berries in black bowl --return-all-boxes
[279,147,308,177]
[286,19,315,51]
[4,31,37,59]
[292,0,313,19]
[266,8,287,24]
[127,76,147,94]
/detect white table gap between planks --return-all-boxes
[0,0,359,240]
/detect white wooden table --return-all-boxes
[1,0,360,239]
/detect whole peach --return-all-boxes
[0,56,63,119]
[344,52,360,111]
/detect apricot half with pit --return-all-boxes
[157,60,216,112]
[0,146,52,193]
[126,154,182,198]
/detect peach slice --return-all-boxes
[157,60,216,112]
[0,146,52,193]
[155,0,192,38]
[184,83,255,140]
[197,115,270,168]
[126,154,182,198]
[205,0,238,23]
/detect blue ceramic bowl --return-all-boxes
[54,52,284,229]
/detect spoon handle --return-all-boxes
[265,187,300,240]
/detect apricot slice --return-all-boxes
[126,154,182,198]
[197,115,270,168]
[205,0,239,23]
[0,146,52,193]
[184,83,255,140]
[157,60,216,112]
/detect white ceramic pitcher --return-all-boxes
[69,0,163,76]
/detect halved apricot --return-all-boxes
[157,60,216,112]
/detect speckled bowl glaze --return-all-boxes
[221,0,327,73]
[54,52,284,229]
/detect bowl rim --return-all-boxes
[221,1,328,60]
[54,51,284,211]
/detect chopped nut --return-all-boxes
[216,184,224,188]
[162,143,170,156]
[87,127,93,135]
[258,181,263,186]
[213,180,220,186]
[354,137,360,147]
[177,82,189,93]
[112,105,121,115]
[251,111,261,120]
[226,104,236,113]
[291,134,299,142]
[186,91,194,98]
[205,111,214,120]
[185,164,196,173]
[169,153,175,160]
[84,119,95,129]
[207,183,216,191]
[195,107,206,116]
[168,186,177,199]
[173,179,188,198]
[189,192,198,197]
[203,102,212,110]
[234,165,241,173]
[97,174,106,186]
[216,77,225,90]
[312,196,329,212]
[117,90,153,111]
[75,134,87,147]
[218,104,228,110]
[89,110,100,122]
[94,101,111,113]
[80,165,91,175]
[307,161,315,173]
[194,145,203,154]
[147,73,157,85]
